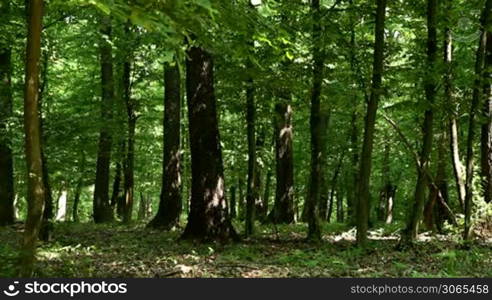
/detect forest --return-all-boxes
[0,0,491,278]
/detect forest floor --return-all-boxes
[1,221,491,278]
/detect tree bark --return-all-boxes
[443,2,465,211]
[306,0,323,241]
[72,152,86,223]
[122,38,135,224]
[403,0,438,244]
[318,111,330,220]
[0,0,15,226]
[270,101,295,224]
[38,49,53,241]
[93,15,114,223]
[356,0,387,246]
[180,46,237,242]
[245,76,256,236]
[20,0,45,277]
[230,185,237,219]
[464,0,491,240]
[481,31,492,204]
[149,59,182,229]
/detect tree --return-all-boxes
[270,101,295,224]
[0,0,15,226]
[93,15,115,223]
[306,0,323,242]
[403,0,438,243]
[122,25,136,224]
[481,14,492,205]
[463,0,491,240]
[20,0,45,277]
[356,0,387,246]
[180,45,237,241]
[149,58,182,229]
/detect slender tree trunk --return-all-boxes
[403,0,438,244]
[379,138,396,224]
[181,46,237,241]
[20,0,45,277]
[444,3,465,211]
[149,59,182,229]
[306,0,324,241]
[327,152,344,222]
[0,0,14,226]
[356,0,387,246]
[110,149,123,210]
[318,110,330,220]
[230,185,237,219]
[336,188,344,223]
[93,15,114,223]
[270,101,295,224]
[481,31,492,204]
[122,43,135,224]
[38,50,52,241]
[464,1,491,240]
[262,166,272,222]
[245,76,256,236]
[72,153,85,223]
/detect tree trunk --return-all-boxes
[122,43,135,224]
[327,151,344,222]
[464,1,491,240]
[245,76,256,236]
[110,148,123,214]
[444,2,465,211]
[181,46,237,242]
[481,31,492,204]
[379,138,396,224]
[356,0,387,246]
[93,15,114,223]
[39,50,53,241]
[149,59,182,229]
[0,0,14,226]
[306,0,323,241]
[336,189,344,223]
[230,185,237,219]
[403,0,437,243]
[318,110,330,220]
[403,0,438,244]
[20,0,45,277]
[270,101,295,224]
[262,167,272,222]
[72,154,85,223]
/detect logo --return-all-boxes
[3,281,20,297]
[451,10,481,43]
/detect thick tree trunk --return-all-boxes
[464,1,491,240]
[181,46,237,242]
[356,0,387,246]
[20,0,45,277]
[149,60,182,229]
[306,0,323,241]
[481,31,492,204]
[403,0,438,244]
[270,101,295,224]
[93,15,114,223]
[0,0,14,226]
